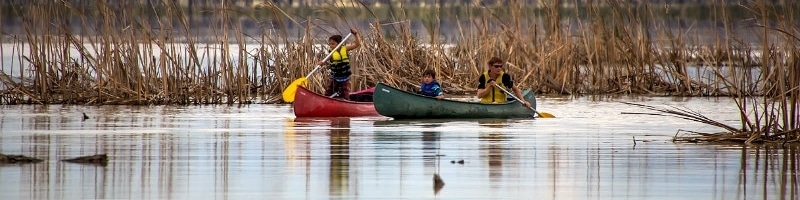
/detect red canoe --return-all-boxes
[292,86,380,118]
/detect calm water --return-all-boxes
[0,97,796,200]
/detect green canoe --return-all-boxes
[373,83,538,119]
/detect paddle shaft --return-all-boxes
[494,84,541,116]
[305,33,354,79]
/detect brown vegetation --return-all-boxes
[1,0,795,105]
[620,1,798,144]
[0,1,797,144]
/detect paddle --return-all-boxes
[494,85,556,118]
[282,32,354,103]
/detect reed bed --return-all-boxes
[621,0,799,144]
[0,0,795,108]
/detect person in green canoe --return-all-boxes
[318,28,362,100]
[420,69,445,100]
[476,56,531,107]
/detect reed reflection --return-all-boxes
[421,128,442,170]
[779,146,799,200]
[6,107,110,199]
[328,118,351,197]
[5,103,800,199]
[422,129,445,195]
[15,105,115,200]
[283,118,301,167]
[288,117,316,198]
[737,145,799,200]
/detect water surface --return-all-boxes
[0,97,796,200]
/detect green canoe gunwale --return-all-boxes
[373,83,538,119]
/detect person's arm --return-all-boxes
[512,85,531,108]
[505,74,531,107]
[512,86,525,100]
[434,83,445,100]
[346,28,361,50]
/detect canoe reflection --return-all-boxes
[477,119,509,128]
[373,118,513,127]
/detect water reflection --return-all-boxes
[738,145,799,200]
[328,118,351,197]
[422,130,442,171]
[290,117,355,198]
[422,130,445,194]
[1,102,800,199]
[478,120,509,183]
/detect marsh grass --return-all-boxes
[0,1,795,108]
[620,1,799,144]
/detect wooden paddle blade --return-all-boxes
[282,78,308,103]
[537,111,555,118]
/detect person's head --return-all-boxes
[487,56,504,74]
[328,35,343,48]
[422,69,436,84]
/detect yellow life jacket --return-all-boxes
[329,46,351,80]
[330,46,349,64]
[480,71,507,104]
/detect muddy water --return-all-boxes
[0,97,796,200]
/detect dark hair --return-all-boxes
[487,56,503,66]
[329,35,343,43]
[422,69,436,79]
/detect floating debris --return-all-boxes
[450,159,465,164]
[0,153,43,164]
[621,101,800,144]
[62,154,108,166]
[433,173,445,194]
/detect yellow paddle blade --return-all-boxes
[537,111,556,118]
[282,78,308,103]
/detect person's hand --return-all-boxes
[522,101,531,108]
[487,79,496,88]
[351,28,358,35]
[436,95,444,100]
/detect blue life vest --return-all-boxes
[420,81,442,97]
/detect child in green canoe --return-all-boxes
[420,69,444,100]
